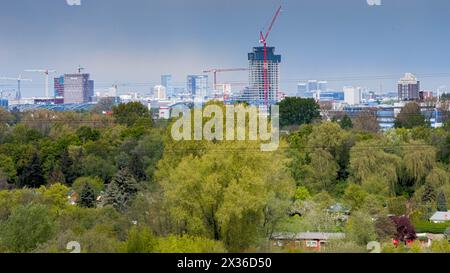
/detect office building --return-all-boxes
[153,85,167,100]
[297,82,307,97]
[161,75,173,97]
[54,76,64,97]
[308,80,318,92]
[247,47,281,105]
[187,75,209,99]
[318,81,328,92]
[0,98,8,109]
[63,73,94,104]
[344,86,362,105]
[398,73,420,101]
[319,91,345,102]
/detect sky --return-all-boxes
[1,0,450,97]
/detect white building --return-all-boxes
[343,86,362,105]
[153,85,167,100]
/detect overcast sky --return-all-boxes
[1,0,450,97]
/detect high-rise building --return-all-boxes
[318,81,328,92]
[0,98,8,109]
[308,80,318,92]
[63,73,94,104]
[344,86,362,105]
[297,82,307,97]
[187,75,209,99]
[398,73,420,101]
[153,85,167,100]
[161,75,173,97]
[247,47,281,105]
[54,76,64,97]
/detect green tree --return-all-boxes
[304,149,339,193]
[342,183,368,210]
[437,191,448,211]
[349,141,401,197]
[346,211,377,246]
[18,152,45,188]
[278,98,320,127]
[79,183,96,208]
[72,177,105,197]
[76,126,100,144]
[394,102,427,129]
[158,141,295,252]
[0,155,17,188]
[112,102,152,127]
[339,115,353,130]
[0,204,55,252]
[121,226,157,253]
[104,168,140,212]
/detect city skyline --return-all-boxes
[1,0,450,97]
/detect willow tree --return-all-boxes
[349,141,401,197]
[158,141,295,252]
[304,148,339,193]
[402,142,436,187]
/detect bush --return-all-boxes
[0,204,55,252]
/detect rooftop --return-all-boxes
[271,232,346,241]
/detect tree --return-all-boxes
[158,141,295,252]
[343,183,368,210]
[374,217,397,241]
[304,149,339,193]
[437,191,447,212]
[76,126,100,144]
[60,148,80,185]
[278,98,320,128]
[81,155,117,183]
[18,152,45,188]
[121,226,157,253]
[352,111,380,133]
[112,102,152,127]
[0,204,55,252]
[0,155,16,188]
[394,102,427,129]
[389,216,417,243]
[79,183,96,208]
[72,176,105,197]
[421,182,437,203]
[349,141,401,197]
[339,115,353,130]
[345,211,377,246]
[104,168,140,212]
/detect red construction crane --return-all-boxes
[203,68,248,90]
[259,5,282,107]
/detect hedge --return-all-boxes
[413,221,450,234]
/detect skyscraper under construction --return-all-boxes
[245,46,281,105]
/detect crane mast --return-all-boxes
[259,5,282,108]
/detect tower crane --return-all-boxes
[25,69,56,99]
[77,65,85,74]
[0,75,32,101]
[203,68,248,90]
[259,5,282,108]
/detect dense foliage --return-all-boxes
[0,101,450,253]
